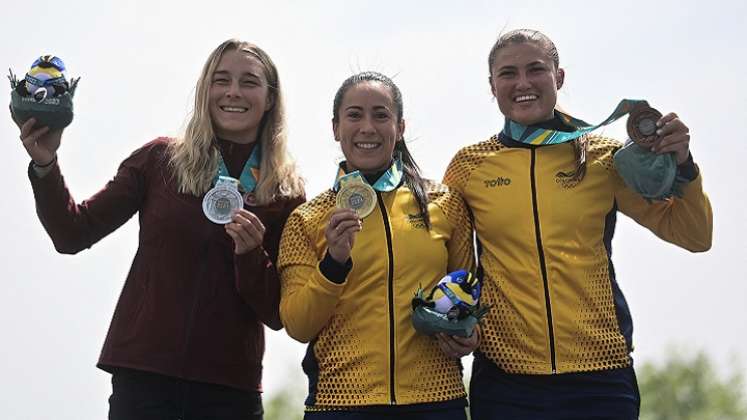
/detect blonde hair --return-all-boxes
[168,39,304,204]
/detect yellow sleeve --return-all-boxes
[614,167,713,252]
[435,188,475,274]
[278,210,346,343]
[442,150,469,196]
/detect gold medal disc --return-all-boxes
[336,182,376,218]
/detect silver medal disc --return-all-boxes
[202,181,243,224]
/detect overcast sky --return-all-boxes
[1,1,745,418]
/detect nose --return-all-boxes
[516,71,531,90]
[225,79,241,98]
[359,116,375,134]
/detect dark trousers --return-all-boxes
[304,407,468,420]
[469,356,640,420]
[108,368,264,420]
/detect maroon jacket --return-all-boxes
[28,137,304,392]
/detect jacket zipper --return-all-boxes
[530,148,557,373]
[376,192,397,404]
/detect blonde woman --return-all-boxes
[15,39,304,420]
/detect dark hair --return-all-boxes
[488,29,586,182]
[332,71,432,229]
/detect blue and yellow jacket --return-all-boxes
[443,134,712,375]
[278,178,473,408]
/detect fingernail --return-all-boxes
[656,129,663,135]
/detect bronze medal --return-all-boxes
[627,103,663,147]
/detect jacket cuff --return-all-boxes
[235,246,273,284]
[319,251,352,284]
[677,152,699,182]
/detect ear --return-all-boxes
[397,119,406,141]
[489,75,497,98]
[556,68,565,90]
[332,119,340,142]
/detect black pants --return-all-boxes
[109,368,264,420]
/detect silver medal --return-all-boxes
[202,176,243,224]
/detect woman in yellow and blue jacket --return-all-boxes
[278,72,477,420]
[444,29,713,420]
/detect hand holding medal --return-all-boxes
[614,101,692,200]
[326,171,373,263]
[224,208,266,255]
[325,208,362,264]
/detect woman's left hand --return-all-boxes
[435,330,480,359]
[651,112,690,165]
[225,209,266,255]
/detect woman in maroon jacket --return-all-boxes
[14,39,305,420]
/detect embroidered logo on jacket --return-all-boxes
[406,213,427,229]
[555,171,580,189]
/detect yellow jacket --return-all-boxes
[444,134,712,375]
[278,182,473,407]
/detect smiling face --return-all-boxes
[333,81,405,174]
[489,41,564,126]
[208,49,273,143]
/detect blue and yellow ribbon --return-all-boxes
[333,158,403,192]
[214,143,261,194]
[503,99,649,145]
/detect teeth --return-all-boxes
[515,95,538,103]
[221,106,248,113]
[355,143,380,149]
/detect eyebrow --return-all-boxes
[497,60,548,71]
[212,70,262,79]
[344,105,392,112]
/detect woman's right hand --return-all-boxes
[325,208,362,264]
[16,117,62,166]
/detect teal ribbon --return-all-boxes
[333,158,403,192]
[503,99,650,145]
[213,143,261,194]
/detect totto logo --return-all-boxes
[484,177,511,188]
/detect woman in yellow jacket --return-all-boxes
[278,72,477,419]
[444,29,713,420]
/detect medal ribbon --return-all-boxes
[333,158,403,192]
[213,143,261,194]
[503,99,649,145]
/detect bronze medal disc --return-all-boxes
[336,182,376,218]
[627,103,663,147]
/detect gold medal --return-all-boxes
[627,102,663,147]
[336,173,376,218]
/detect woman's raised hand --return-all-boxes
[15,116,61,166]
[325,208,362,264]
